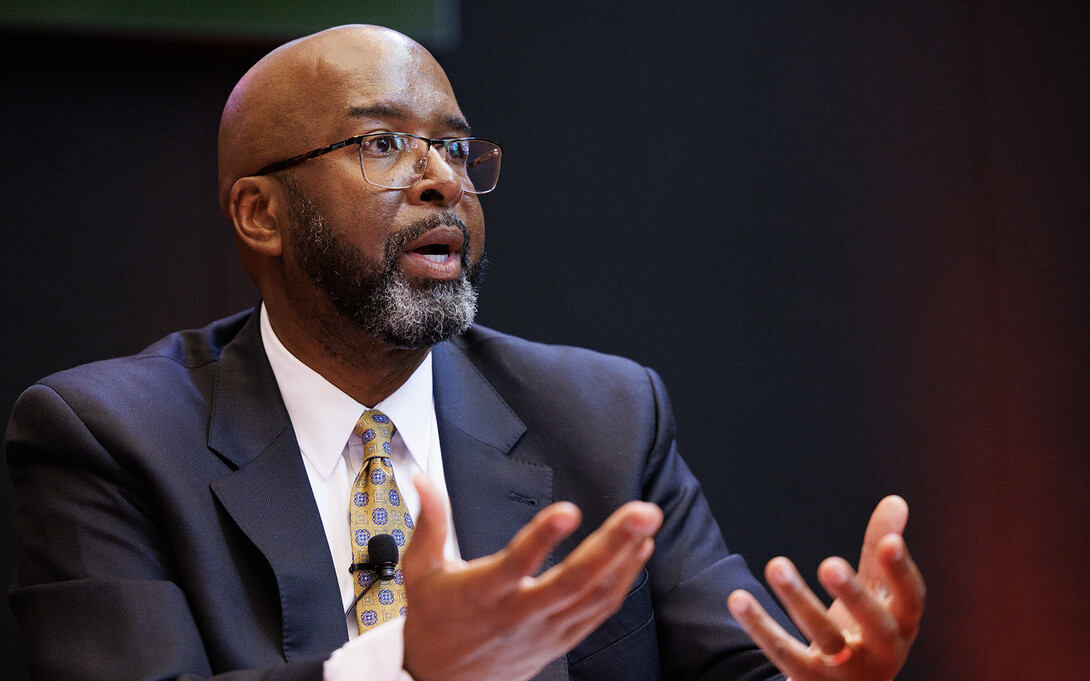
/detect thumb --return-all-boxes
[401,473,449,581]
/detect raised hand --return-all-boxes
[401,474,663,681]
[727,496,925,680]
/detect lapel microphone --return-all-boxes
[345,534,399,619]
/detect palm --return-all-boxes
[728,495,925,681]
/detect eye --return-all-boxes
[444,140,470,163]
[360,133,408,157]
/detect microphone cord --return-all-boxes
[344,574,383,620]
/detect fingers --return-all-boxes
[764,557,845,655]
[818,557,898,646]
[842,496,924,639]
[403,497,662,681]
[857,495,908,583]
[727,589,813,679]
[525,501,662,616]
[545,533,656,651]
[494,501,583,586]
[734,497,923,681]
[553,542,654,649]
[876,534,926,637]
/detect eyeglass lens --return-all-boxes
[357,134,501,193]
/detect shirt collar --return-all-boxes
[259,303,433,478]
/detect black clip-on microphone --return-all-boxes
[344,533,400,619]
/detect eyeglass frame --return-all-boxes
[253,132,503,194]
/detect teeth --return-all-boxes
[421,253,447,263]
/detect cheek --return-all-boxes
[311,162,401,243]
[462,198,486,257]
[343,197,402,250]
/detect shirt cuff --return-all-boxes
[323,617,415,681]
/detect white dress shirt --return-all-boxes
[259,304,460,680]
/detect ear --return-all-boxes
[228,176,285,257]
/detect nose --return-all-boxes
[404,144,465,206]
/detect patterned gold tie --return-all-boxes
[350,409,414,633]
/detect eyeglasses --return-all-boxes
[254,132,503,194]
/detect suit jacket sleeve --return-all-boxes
[639,368,790,681]
[6,382,327,681]
[440,329,794,680]
[557,366,792,681]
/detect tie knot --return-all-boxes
[354,409,396,459]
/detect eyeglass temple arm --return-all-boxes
[255,137,361,175]
[466,147,501,171]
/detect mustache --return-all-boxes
[385,212,474,268]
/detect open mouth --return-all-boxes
[401,225,466,279]
[414,243,454,263]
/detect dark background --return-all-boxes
[2,2,1088,679]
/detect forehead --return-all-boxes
[311,31,468,136]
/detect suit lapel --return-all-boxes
[431,340,556,560]
[432,340,569,681]
[206,311,348,660]
[200,319,566,676]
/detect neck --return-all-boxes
[266,303,431,407]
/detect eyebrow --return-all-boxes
[347,103,472,136]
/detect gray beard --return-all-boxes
[283,177,483,350]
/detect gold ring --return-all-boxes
[819,631,859,667]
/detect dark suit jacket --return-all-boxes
[6,309,789,681]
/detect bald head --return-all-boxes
[217,24,460,214]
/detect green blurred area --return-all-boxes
[0,0,459,49]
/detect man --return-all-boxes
[6,24,923,681]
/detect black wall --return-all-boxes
[2,2,1087,679]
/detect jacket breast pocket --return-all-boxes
[567,569,660,680]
